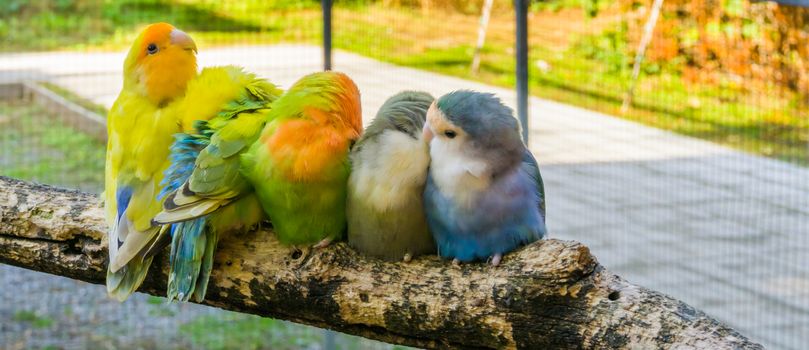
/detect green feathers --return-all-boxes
[153,67,282,302]
[242,71,363,246]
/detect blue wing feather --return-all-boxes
[160,121,212,199]
[160,121,212,302]
[116,186,133,222]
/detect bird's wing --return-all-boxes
[521,148,546,221]
[154,69,281,224]
[105,93,177,300]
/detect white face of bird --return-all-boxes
[423,103,491,206]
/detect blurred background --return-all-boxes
[0,0,807,349]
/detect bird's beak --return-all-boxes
[422,121,434,144]
[170,28,197,53]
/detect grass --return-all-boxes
[0,100,105,192]
[0,0,323,51]
[13,310,55,329]
[179,314,321,350]
[179,312,411,350]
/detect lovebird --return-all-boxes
[422,90,546,266]
[158,71,362,252]
[105,23,198,301]
[347,91,436,262]
[152,66,283,302]
[242,71,363,247]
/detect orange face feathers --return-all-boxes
[124,23,198,106]
[258,71,363,182]
[330,72,363,136]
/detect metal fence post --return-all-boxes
[321,3,334,346]
[322,0,333,71]
[514,0,529,143]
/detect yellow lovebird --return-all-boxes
[105,22,198,301]
[106,23,282,303]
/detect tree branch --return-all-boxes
[0,176,762,349]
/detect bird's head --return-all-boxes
[375,91,434,140]
[423,90,524,179]
[123,22,197,106]
[285,71,363,139]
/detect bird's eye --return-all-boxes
[444,130,457,139]
[147,43,158,55]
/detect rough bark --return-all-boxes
[0,176,762,349]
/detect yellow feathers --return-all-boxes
[105,91,177,232]
[175,66,265,131]
[106,23,200,300]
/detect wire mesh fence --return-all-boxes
[1,0,807,349]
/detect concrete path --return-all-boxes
[1,45,807,349]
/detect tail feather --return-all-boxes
[193,226,219,303]
[167,217,213,302]
[106,256,153,302]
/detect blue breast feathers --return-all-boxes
[424,159,546,262]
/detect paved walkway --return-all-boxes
[1,45,807,349]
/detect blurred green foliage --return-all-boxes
[0,101,105,192]
[13,310,55,329]
[180,314,322,350]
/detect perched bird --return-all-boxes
[153,66,282,302]
[105,22,198,301]
[422,90,546,266]
[159,71,362,252]
[242,71,363,247]
[347,91,436,262]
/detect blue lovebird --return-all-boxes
[422,90,546,266]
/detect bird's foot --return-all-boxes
[451,258,461,267]
[259,220,272,230]
[402,253,413,263]
[312,237,333,249]
[489,253,502,267]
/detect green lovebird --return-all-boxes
[241,71,363,247]
[152,65,283,302]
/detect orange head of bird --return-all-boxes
[328,72,363,138]
[123,22,197,106]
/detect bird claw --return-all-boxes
[451,258,461,267]
[259,220,272,230]
[312,237,333,249]
[402,253,413,263]
[490,254,502,267]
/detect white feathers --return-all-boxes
[107,209,126,272]
[428,134,491,209]
[108,220,159,273]
[463,159,489,179]
[349,129,430,212]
